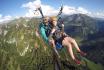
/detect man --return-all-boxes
[38,16,60,57]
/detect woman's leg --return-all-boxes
[62,39,75,60]
[62,39,81,64]
[62,38,81,64]
[65,37,86,56]
[65,37,81,52]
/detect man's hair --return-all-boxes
[42,16,49,24]
[43,16,49,22]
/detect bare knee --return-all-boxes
[67,37,76,43]
[63,37,75,43]
[71,38,76,43]
[62,39,68,46]
[62,39,71,48]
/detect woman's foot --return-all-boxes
[78,51,87,56]
[74,59,81,65]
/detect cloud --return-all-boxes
[22,0,41,10]
[0,14,22,23]
[62,5,77,15]
[95,11,104,18]
[0,15,13,23]
[63,6,91,15]
[77,7,91,14]
[22,0,59,17]
[15,16,20,19]
[22,0,42,17]
[41,4,58,16]
[22,0,92,17]
[22,0,104,18]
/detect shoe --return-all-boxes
[74,59,81,65]
[78,51,87,56]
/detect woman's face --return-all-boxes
[52,19,57,26]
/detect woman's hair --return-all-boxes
[49,16,57,27]
[49,16,57,22]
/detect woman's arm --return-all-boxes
[48,27,56,40]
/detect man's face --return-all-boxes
[43,17,49,25]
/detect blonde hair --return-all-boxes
[49,16,57,27]
[49,16,57,22]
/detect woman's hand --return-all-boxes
[62,32,68,37]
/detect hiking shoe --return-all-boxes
[78,51,87,56]
[74,59,81,65]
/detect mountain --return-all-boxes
[80,22,104,65]
[60,14,104,66]
[0,14,104,70]
[95,18,104,32]
[61,14,98,38]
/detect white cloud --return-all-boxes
[63,6,91,15]
[86,10,104,19]
[63,7,104,18]
[22,0,59,17]
[25,9,35,17]
[15,16,20,19]
[4,15,12,20]
[22,0,42,17]
[41,4,58,16]
[77,7,91,14]
[63,5,77,15]
[22,0,92,17]
[22,0,104,18]
[95,11,104,18]
[0,15,13,23]
[22,0,41,10]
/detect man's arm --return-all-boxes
[38,7,44,18]
[40,26,49,44]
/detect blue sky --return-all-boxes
[0,0,104,18]
[0,0,33,16]
[42,0,104,12]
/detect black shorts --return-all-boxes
[54,35,67,45]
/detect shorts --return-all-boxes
[55,35,67,45]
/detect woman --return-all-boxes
[49,16,86,64]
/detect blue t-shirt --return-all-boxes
[39,23,51,44]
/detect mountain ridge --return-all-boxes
[0,13,104,70]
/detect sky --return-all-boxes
[0,0,104,22]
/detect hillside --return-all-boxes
[61,14,98,38]
[0,15,104,70]
[58,14,104,66]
